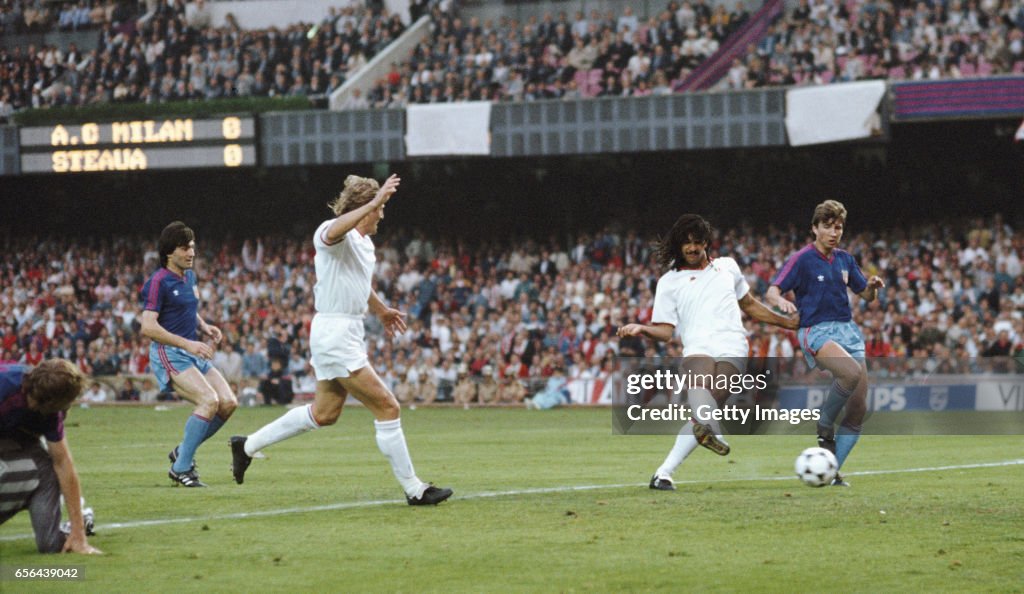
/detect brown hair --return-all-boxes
[328,175,380,215]
[811,200,847,227]
[23,359,86,415]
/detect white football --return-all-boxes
[794,447,838,487]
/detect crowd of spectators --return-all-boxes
[725,0,1024,89]
[0,0,410,120]
[365,2,752,107]
[2,215,1022,407]
[3,0,1023,119]
[365,0,1024,106]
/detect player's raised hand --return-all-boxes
[374,174,400,206]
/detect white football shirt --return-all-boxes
[312,221,375,315]
[651,257,750,354]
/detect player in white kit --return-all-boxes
[230,174,452,505]
[617,214,798,491]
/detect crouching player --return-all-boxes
[0,359,101,554]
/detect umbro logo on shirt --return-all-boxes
[173,290,179,295]
[817,275,824,282]
[690,277,696,281]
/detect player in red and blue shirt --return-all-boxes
[767,200,884,485]
[140,221,237,487]
[0,360,101,554]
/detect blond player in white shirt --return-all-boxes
[230,174,452,506]
[617,214,797,491]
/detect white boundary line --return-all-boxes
[2,459,1022,542]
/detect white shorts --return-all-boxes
[682,336,748,373]
[309,313,369,381]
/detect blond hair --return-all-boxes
[811,199,847,227]
[328,175,380,215]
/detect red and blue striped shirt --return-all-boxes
[140,268,199,340]
[772,245,868,329]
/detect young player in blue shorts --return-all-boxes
[767,200,884,486]
[140,222,237,487]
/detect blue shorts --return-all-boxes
[798,320,865,369]
[150,343,211,391]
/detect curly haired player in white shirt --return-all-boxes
[618,214,798,491]
[230,174,452,506]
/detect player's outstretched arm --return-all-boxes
[324,174,400,244]
[738,292,799,330]
[617,323,674,343]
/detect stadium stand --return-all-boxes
[364,0,1024,106]
[2,216,1022,405]
[0,0,411,116]
[2,0,1022,118]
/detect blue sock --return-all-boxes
[835,423,862,469]
[819,380,854,429]
[201,415,227,444]
[172,414,211,473]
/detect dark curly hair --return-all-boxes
[654,214,713,271]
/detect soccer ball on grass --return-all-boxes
[794,447,838,487]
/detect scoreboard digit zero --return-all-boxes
[18,115,257,173]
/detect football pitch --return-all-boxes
[2,406,1022,593]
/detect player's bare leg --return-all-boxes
[810,342,861,451]
[167,368,223,487]
[203,367,239,422]
[813,344,866,485]
[310,379,348,425]
[340,366,452,505]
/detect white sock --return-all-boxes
[688,388,724,437]
[245,404,319,456]
[374,418,426,498]
[656,424,698,478]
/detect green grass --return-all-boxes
[2,406,1022,593]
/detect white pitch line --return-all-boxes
[2,459,1022,542]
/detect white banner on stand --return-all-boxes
[405,102,491,156]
